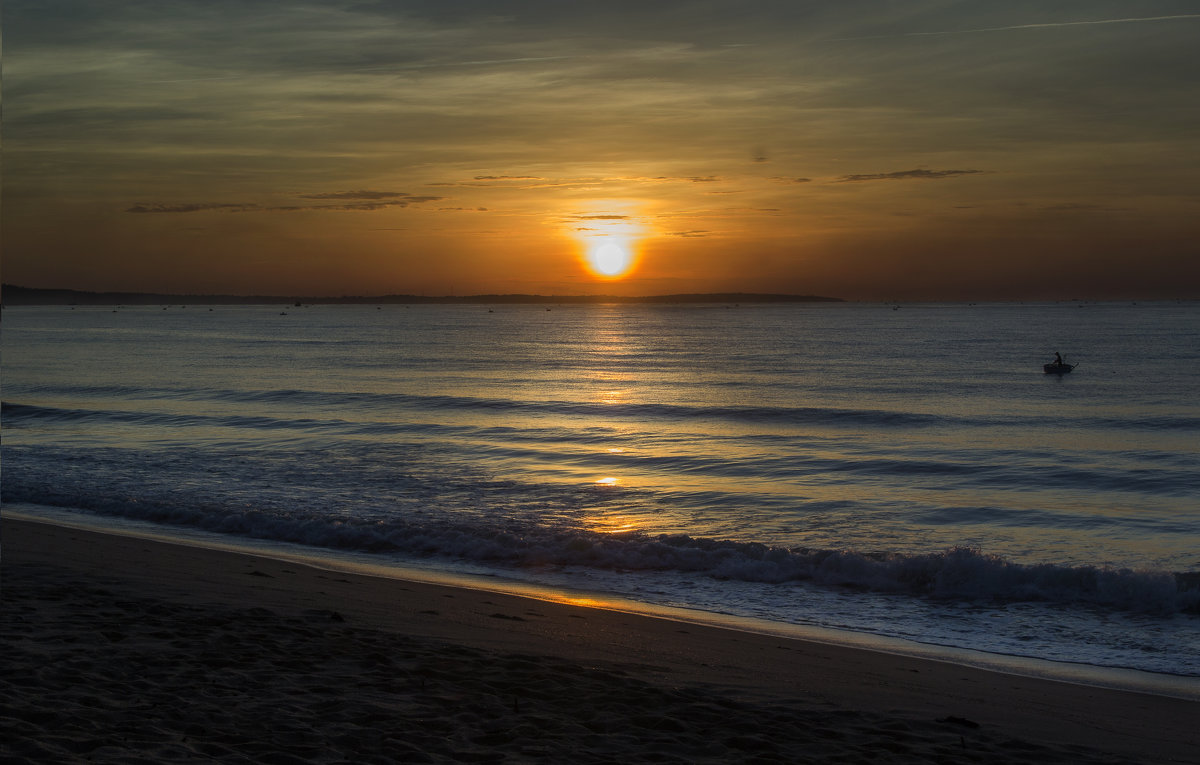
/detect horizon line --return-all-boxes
[0,284,844,305]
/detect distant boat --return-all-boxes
[1043,362,1075,374]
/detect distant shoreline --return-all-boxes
[1,284,843,306]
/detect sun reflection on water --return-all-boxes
[554,596,606,608]
[584,513,640,534]
[599,390,625,404]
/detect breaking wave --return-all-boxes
[5,484,1196,617]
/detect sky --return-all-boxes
[4,1,1199,300]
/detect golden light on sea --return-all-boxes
[584,511,640,534]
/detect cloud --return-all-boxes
[298,190,413,200]
[318,198,444,210]
[126,194,444,213]
[836,169,984,182]
[570,214,631,221]
[669,230,712,238]
[430,175,730,191]
[771,177,812,184]
[430,177,608,189]
[1041,202,1131,213]
[126,202,256,213]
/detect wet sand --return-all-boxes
[3,517,1196,763]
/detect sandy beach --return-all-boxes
[2,517,1196,764]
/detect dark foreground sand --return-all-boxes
[2,518,1196,764]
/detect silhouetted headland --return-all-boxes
[2,284,843,306]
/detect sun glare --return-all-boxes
[587,240,634,278]
[570,200,646,281]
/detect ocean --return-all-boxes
[3,301,1198,689]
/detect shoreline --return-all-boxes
[4,516,1198,763]
[8,503,1197,701]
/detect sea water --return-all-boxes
[3,301,1198,684]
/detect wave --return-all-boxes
[5,485,1196,617]
[10,382,1200,432]
[2,392,949,430]
[6,402,1197,500]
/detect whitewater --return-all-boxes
[3,300,1197,682]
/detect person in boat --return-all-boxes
[1054,352,1063,366]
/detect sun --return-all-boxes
[569,200,646,280]
[587,239,635,278]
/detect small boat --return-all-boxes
[1043,362,1075,374]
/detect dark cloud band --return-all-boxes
[836,169,984,182]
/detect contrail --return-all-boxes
[833,13,1200,41]
[903,13,1200,37]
